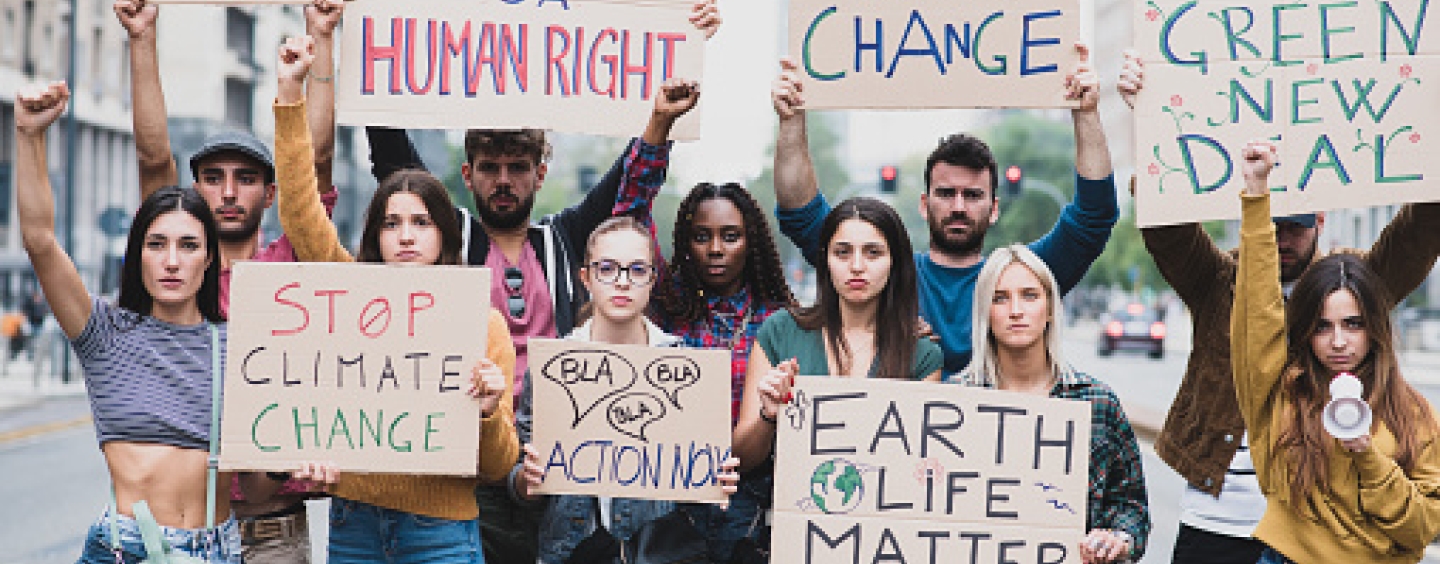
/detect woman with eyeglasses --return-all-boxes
[630,182,796,561]
[270,38,518,563]
[508,216,742,563]
[733,197,943,472]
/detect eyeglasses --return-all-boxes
[589,260,655,286]
[504,267,525,318]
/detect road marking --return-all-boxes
[0,416,91,445]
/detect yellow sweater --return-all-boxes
[273,100,520,520]
[1233,193,1440,563]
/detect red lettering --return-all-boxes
[363,17,404,95]
[441,21,472,96]
[408,292,436,338]
[404,18,439,95]
[360,298,393,339]
[314,289,348,334]
[621,31,653,101]
[573,26,585,96]
[589,28,619,98]
[470,23,499,96]
[501,24,530,93]
[656,32,687,82]
[547,25,572,96]
[272,282,309,337]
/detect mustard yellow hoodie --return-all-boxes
[1233,193,1440,563]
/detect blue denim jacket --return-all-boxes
[509,319,684,564]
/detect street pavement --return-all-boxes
[5,314,1440,563]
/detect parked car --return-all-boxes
[1098,303,1165,359]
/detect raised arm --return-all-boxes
[16,83,91,339]
[115,0,177,198]
[275,37,352,263]
[772,59,828,267]
[1070,43,1111,181]
[1230,141,1287,429]
[304,0,343,194]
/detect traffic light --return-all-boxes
[1004,165,1023,196]
[879,165,898,193]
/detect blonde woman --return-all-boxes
[957,244,1150,563]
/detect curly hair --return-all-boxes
[655,183,796,323]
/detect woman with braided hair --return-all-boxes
[631,181,795,562]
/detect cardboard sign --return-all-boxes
[336,0,704,139]
[787,0,1081,109]
[1133,0,1440,226]
[773,378,1091,564]
[220,262,491,476]
[148,1,316,4]
[528,339,731,502]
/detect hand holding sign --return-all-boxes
[1117,50,1144,110]
[772,59,806,120]
[113,0,159,39]
[1065,43,1098,111]
[305,0,344,38]
[757,358,798,421]
[469,359,507,418]
[1080,529,1132,564]
[278,36,315,105]
[688,0,722,39]
[291,461,342,494]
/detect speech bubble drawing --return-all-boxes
[606,392,669,442]
[541,350,638,428]
[644,355,703,410]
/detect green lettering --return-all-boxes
[1291,78,1325,124]
[973,11,1008,75]
[1299,135,1351,189]
[1229,78,1274,123]
[327,408,355,450]
[424,413,446,453]
[1320,2,1363,63]
[251,403,281,453]
[1272,4,1308,67]
[389,412,413,453]
[293,406,320,449]
[359,409,384,449]
[1380,0,1430,61]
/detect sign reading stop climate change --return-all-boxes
[220,262,491,476]
[528,339,731,503]
[773,378,1091,563]
[337,0,705,139]
[788,0,1081,109]
[1133,0,1440,226]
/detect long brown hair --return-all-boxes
[355,169,463,266]
[791,197,918,379]
[1278,253,1437,509]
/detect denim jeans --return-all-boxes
[327,498,484,564]
[684,469,772,563]
[1257,547,1295,564]
[76,508,241,564]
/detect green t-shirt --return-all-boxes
[755,310,943,379]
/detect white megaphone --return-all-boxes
[1323,372,1372,440]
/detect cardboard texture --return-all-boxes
[528,338,731,502]
[1134,0,1440,226]
[787,0,1082,109]
[220,262,491,476]
[773,377,1091,563]
[149,0,318,4]
[336,0,704,139]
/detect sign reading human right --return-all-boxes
[1133,0,1440,226]
[772,378,1091,563]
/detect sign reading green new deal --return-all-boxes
[219,262,491,476]
[788,0,1081,109]
[1133,0,1440,226]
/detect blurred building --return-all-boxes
[0,0,377,308]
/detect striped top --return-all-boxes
[71,297,226,451]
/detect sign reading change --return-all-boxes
[220,262,491,476]
[788,0,1081,109]
[529,339,731,503]
[1133,0,1440,226]
[337,0,704,139]
[773,378,1091,563]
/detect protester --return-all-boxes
[1116,53,1440,564]
[508,216,742,564]
[16,81,281,563]
[115,1,348,558]
[271,37,519,563]
[734,197,943,474]
[1231,140,1440,564]
[642,182,797,561]
[769,43,1118,377]
[956,244,1150,563]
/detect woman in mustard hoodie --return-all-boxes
[1233,140,1440,564]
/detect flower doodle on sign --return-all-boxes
[913,458,945,485]
[786,389,810,431]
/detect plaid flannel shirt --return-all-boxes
[970,372,1151,560]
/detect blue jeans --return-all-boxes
[1258,547,1295,564]
[685,469,772,562]
[76,508,241,564]
[327,498,484,564]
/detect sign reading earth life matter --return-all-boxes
[773,377,1092,563]
[1133,0,1440,226]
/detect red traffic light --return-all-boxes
[881,165,898,182]
[1005,165,1023,184]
